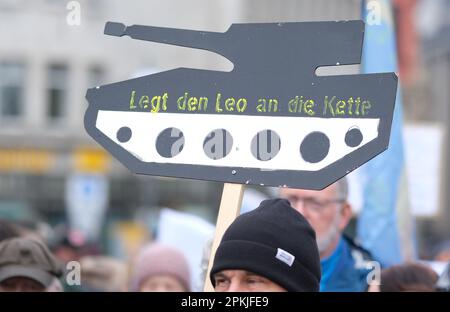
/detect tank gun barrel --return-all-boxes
[104,22,227,56]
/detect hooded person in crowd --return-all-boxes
[210,198,321,292]
[0,237,64,292]
[130,243,191,292]
[280,177,374,291]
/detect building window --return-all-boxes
[0,62,25,119]
[88,66,104,87]
[47,64,68,120]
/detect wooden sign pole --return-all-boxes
[203,183,244,292]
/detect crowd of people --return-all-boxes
[0,178,449,292]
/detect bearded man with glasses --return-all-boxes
[280,177,375,292]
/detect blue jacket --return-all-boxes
[320,235,375,292]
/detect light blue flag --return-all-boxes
[357,0,417,267]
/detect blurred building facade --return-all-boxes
[0,0,233,225]
[0,0,448,256]
[0,0,362,223]
[411,0,450,252]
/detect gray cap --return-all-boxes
[0,238,63,287]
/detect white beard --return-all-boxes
[316,213,341,255]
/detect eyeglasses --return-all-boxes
[285,196,345,214]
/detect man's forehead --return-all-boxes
[216,269,264,278]
[280,184,338,198]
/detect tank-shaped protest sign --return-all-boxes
[84,20,397,190]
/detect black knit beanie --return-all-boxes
[210,198,321,292]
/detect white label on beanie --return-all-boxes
[276,248,295,267]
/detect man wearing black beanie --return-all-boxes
[210,198,321,292]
